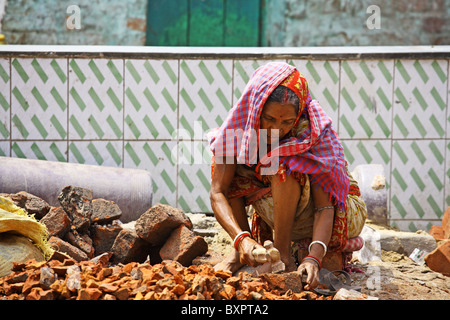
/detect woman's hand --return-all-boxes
[237,237,263,267]
[297,259,320,290]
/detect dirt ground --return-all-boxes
[203,221,450,300]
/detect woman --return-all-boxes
[208,62,367,290]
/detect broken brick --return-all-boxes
[58,186,93,232]
[90,223,122,255]
[77,288,102,300]
[159,224,208,266]
[424,240,450,276]
[40,206,71,238]
[111,228,152,264]
[64,230,95,258]
[48,236,88,262]
[6,191,50,219]
[135,204,192,245]
[91,198,122,224]
[443,207,450,239]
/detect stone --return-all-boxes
[135,204,192,245]
[159,224,208,266]
[378,228,437,256]
[90,223,122,255]
[48,236,88,262]
[58,186,93,232]
[424,240,450,276]
[111,228,152,264]
[91,198,122,224]
[39,267,57,289]
[40,206,71,237]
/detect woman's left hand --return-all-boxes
[297,260,320,290]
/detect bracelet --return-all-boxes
[233,231,251,251]
[314,206,334,213]
[308,240,327,255]
[302,255,322,269]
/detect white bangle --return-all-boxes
[308,240,327,255]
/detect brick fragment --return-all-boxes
[111,228,152,264]
[90,223,122,255]
[58,186,93,232]
[40,206,71,237]
[6,191,50,219]
[48,236,88,262]
[159,224,208,266]
[77,288,102,300]
[135,204,192,245]
[429,225,445,240]
[64,230,95,258]
[443,207,450,239]
[424,240,450,276]
[91,198,122,224]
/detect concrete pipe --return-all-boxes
[0,157,152,223]
[351,164,388,226]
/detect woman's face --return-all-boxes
[260,101,298,144]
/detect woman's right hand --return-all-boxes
[237,236,263,267]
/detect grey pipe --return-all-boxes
[0,157,152,223]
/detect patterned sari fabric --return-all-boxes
[208,62,367,256]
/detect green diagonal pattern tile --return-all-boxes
[126,115,141,139]
[50,59,66,83]
[70,59,86,83]
[126,60,142,84]
[69,115,86,139]
[31,87,48,111]
[12,114,29,138]
[88,115,105,139]
[125,142,141,166]
[12,87,29,110]
[50,87,66,111]
[395,60,411,83]
[31,142,46,160]
[89,59,105,84]
[31,59,48,83]
[106,142,122,166]
[413,60,429,83]
[69,142,85,164]
[12,59,29,83]
[50,142,66,162]
[88,142,104,165]
[31,115,48,139]
[143,87,159,111]
[0,62,9,83]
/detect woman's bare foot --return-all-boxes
[214,250,244,274]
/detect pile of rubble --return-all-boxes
[1,186,208,267]
[0,256,332,300]
[0,185,333,301]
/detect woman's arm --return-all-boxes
[310,183,334,259]
[298,182,334,290]
[210,157,260,266]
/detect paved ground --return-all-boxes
[196,215,450,300]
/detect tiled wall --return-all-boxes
[0,50,449,232]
